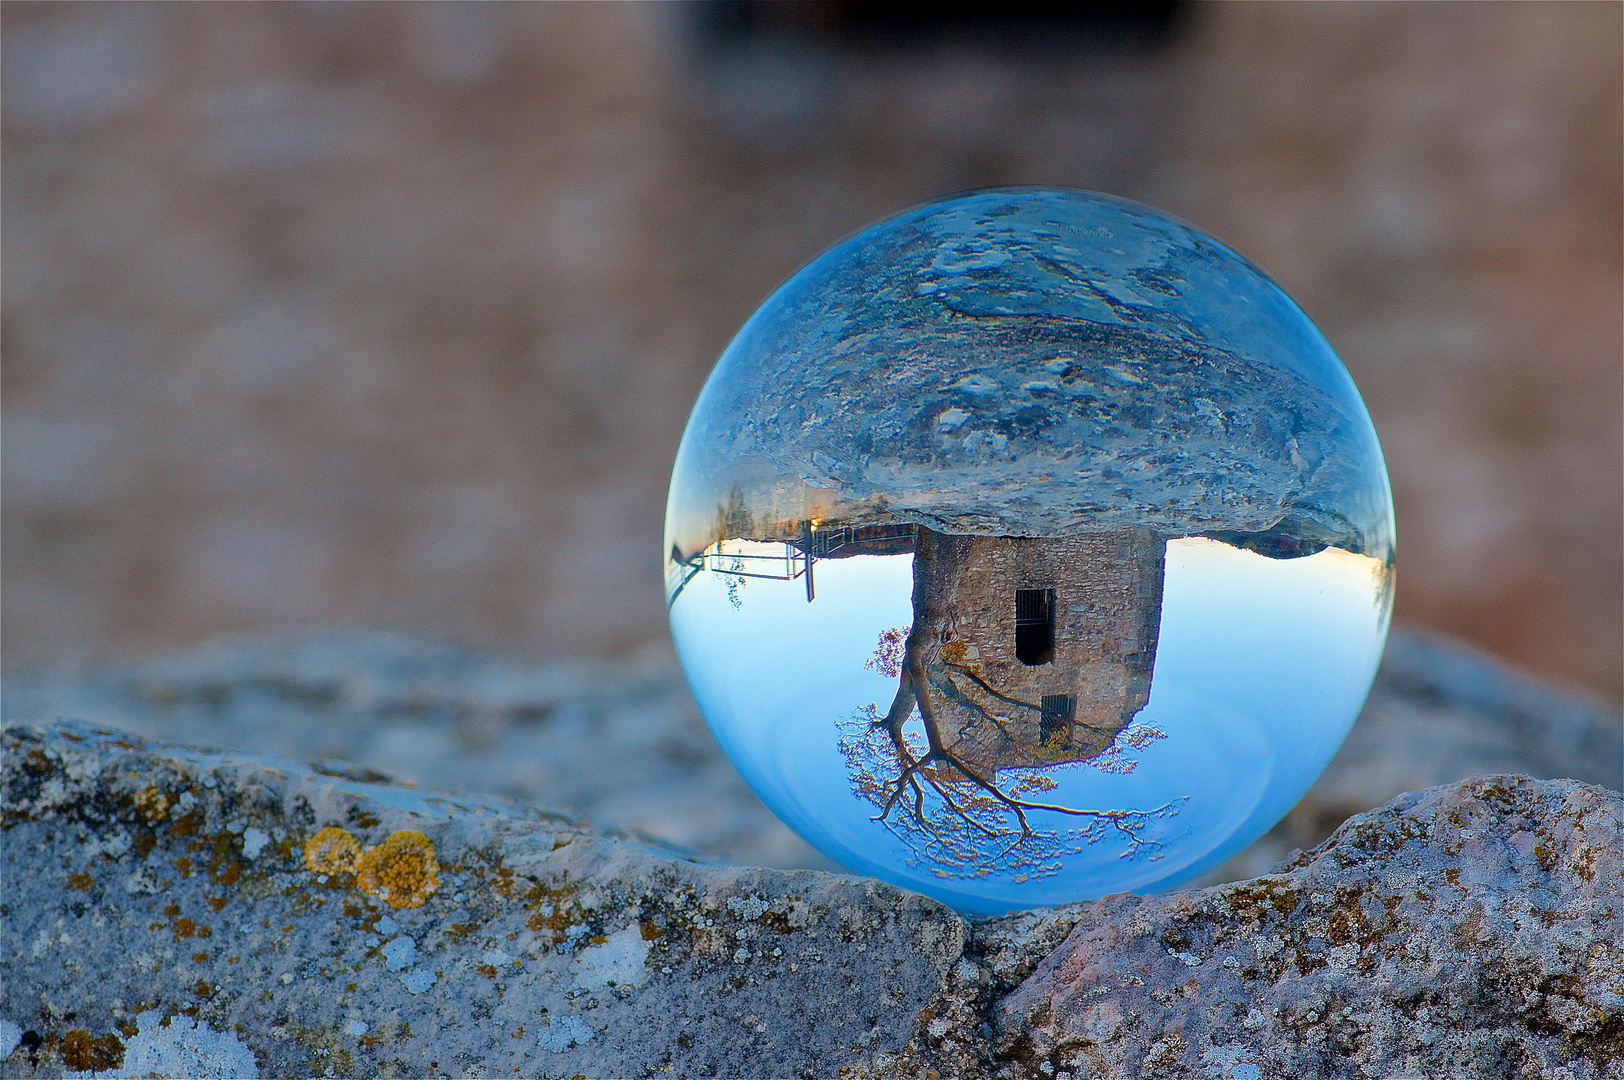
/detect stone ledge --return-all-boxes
[4,720,1620,1078]
[1,721,962,1078]
[989,774,1623,1080]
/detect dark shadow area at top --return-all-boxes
[690,0,1185,53]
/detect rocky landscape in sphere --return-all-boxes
[668,189,1395,559]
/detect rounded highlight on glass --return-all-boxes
[664,188,1395,914]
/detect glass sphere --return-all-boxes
[664,188,1394,914]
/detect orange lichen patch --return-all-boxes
[67,872,94,892]
[173,918,197,941]
[60,1029,124,1072]
[290,892,328,915]
[1224,879,1299,921]
[477,964,500,979]
[135,786,172,823]
[174,857,193,876]
[192,952,209,963]
[305,827,363,876]
[208,896,229,912]
[208,848,244,887]
[1571,843,1599,882]
[355,830,440,909]
[522,882,584,945]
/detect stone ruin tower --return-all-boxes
[910,526,1166,775]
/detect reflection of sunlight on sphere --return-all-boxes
[664,189,1395,914]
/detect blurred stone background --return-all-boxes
[3,0,1621,704]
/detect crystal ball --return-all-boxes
[664,188,1394,914]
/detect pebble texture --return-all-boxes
[991,775,1624,1080]
[4,721,1621,1078]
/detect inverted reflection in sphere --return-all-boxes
[664,189,1395,914]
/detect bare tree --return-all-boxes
[840,527,1183,881]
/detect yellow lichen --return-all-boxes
[355,830,440,909]
[305,827,362,875]
[59,1029,124,1072]
[135,785,172,823]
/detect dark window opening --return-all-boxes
[1040,694,1076,747]
[1015,588,1055,665]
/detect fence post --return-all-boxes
[801,520,815,603]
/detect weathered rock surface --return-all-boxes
[4,721,1620,1078]
[6,627,1618,888]
[1,722,964,1078]
[991,775,1624,1080]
